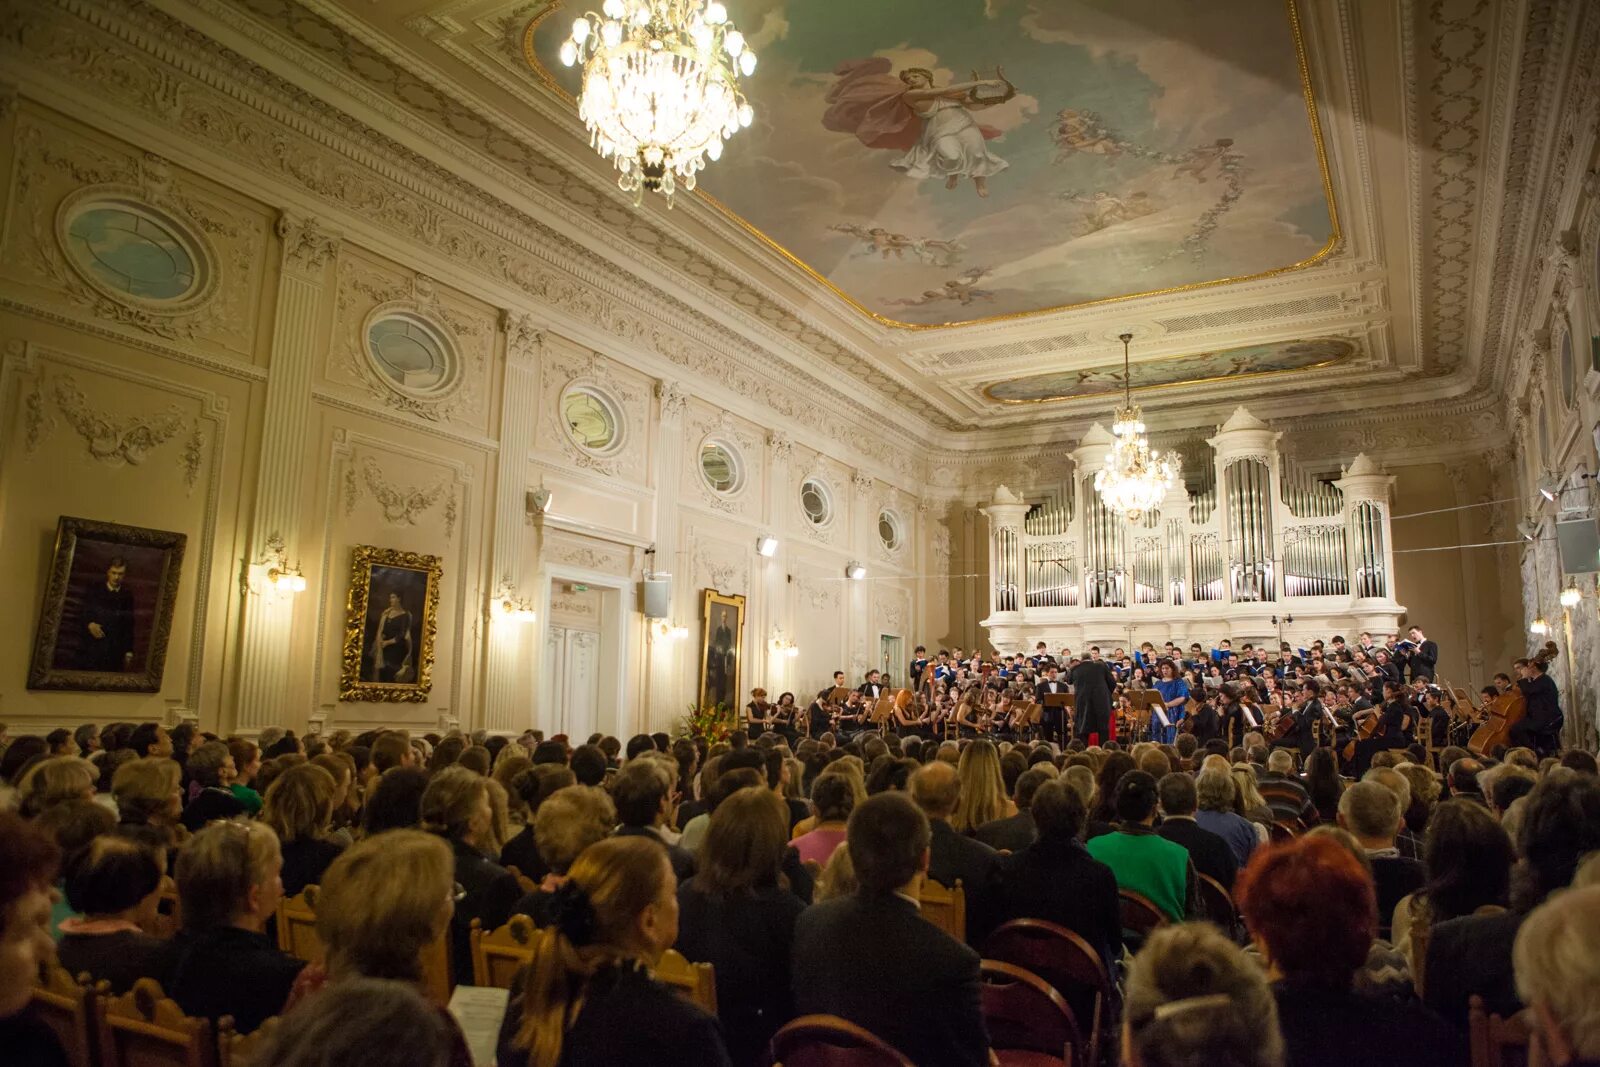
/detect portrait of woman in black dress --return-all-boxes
[340,546,441,702]
[369,589,415,682]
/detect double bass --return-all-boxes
[1469,642,1559,755]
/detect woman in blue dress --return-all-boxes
[1152,660,1190,745]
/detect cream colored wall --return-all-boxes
[0,96,931,738]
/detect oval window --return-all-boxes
[63,201,205,304]
[700,441,741,494]
[800,479,833,525]
[562,387,621,453]
[878,509,903,551]
[366,314,458,396]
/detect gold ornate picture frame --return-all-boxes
[340,545,442,703]
[28,515,186,692]
[698,588,746,712]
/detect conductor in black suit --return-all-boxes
[1035,667,1068,746]
[1069,653,1116,743]
[791,793,991,1067]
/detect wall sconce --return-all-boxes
[652,620,689,640]
[756,534,779,557]
[1518,519,1541,543]
[243,535,306,597]
[490,578,537,623]
[1559,581,1582,608]
[1530,615,1551,636]
[768,629,799,658]
[845,561,866,580]
[527,486,555,516]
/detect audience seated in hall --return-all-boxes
[500,764,577,882]
[613,759,698,884]
[1194,767,1261,869]
[1237,834,1463,1067]
[55,834,171,993]
[1123,922,1285,1067]
[975,765,1048,852]
[1337,780,1426,939]
[790,772,853,866]
[1424,771,1600,1029]
[908,760,1002,943]
[994,778,1122,968]
[264,762,347,898]
[1361,766,1425,861]
[1087,770,1199,923]
[791,792,990,1067]
[1259,749,1317,825]
[1157,771,1240,889]
[422,766,523,986]
[511,785,616,922]
[0,812,71,1067]
[180,740,247,832]
[34,797,118,936]
[675,786,808,1067]
[497,836,732,1067]
[1513,884,1600,1067]
[164,820,305,1034]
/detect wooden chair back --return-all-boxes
[1269,819,1303,844]
[34,964,98,1067]
[983,919,1110,1067]
[1197,874,1238,933]
[275,886,323,963]
[918,878,966,943]
[418,927,453,1006]
[655,948,717,1015]
[469,915,538,990]
[218,1016,279,1067]
[769,1014,916,1067]
[1467,994,1532,1067]
[503,865,537,894]
[95,977,217,1067]
[1118,889,1169,945]
[978,959,1079,1066]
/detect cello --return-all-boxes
[1469,642,1558,756]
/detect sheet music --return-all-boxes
[448,985,510,1067]
[1151,705,1170,728]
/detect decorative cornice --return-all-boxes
[275,211,340,277]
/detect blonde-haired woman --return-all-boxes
[421,766,521,985]
[112,756,187,857]
[496,836,731,1067]
[953,739,1011,835]
[263,762,346,897]
[17,756,95,817]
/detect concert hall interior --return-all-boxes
[2,0,1600,1065]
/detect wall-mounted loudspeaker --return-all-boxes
[642,576,672,618]
[1556,519,1600,574]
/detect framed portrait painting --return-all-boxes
[28,516,187,692]
[698,588,746,712]
[340,545,442,703]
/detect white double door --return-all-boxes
[543,625,600,740]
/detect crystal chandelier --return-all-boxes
[557,0,756,205]
[1093,332,1181,523]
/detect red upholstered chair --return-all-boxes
[979,960,1080,1066]
[769,1014,915,1067]
[1196,874,1239,936]
[983,919,1109,1067]
[1118,889,1169,945]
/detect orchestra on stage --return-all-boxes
[741,626,1568,769]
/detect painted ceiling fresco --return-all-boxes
[983,338,1355,404]
[527,0,1337,328]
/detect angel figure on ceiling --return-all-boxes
[823,58,1016,197]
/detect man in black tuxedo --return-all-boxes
[910,761,1002,945]
[1402,625,1439,683]
[1069,651,1115,744]
[1035,666,1068,746]
[791,792,991,1067]
[1155,772,1238,889]
[858,669,886,703]
[74,557,137,671]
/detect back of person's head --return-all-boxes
[63,835,163,918]
[263,763,337,844]
[1029,780,1087,844]
[1514,885,1600,1061]
[1515,772,1600,911]
[847,792,930,895]
[530,740,569,767]
[1237,836,1374,986]
[611,760,670,828]
[534,786,615,876]
[1558,750,1599,776]
[624,734,655,761]
[1124,922,1286,1067]
[17,756,96,816]
[370,732,412,774]
[865,756,918,796]
[810,773,856,823]
[362,766,429,835]
[1448,757,1484,795]
[1013,766,1052,810]
[1063,764,1096,811]
[695,787,788,898]
[1095,751,1136,817]
[515,837,674,1064]
[317,830,453,981]
[1138,749,1172,780]
[254,978,450,1067]
[1195,769,1236,814]
[1266,749,1296,775]
[456,745,491,776]
[512,764,576,818]
[1175,734,1199,760]
[419,766,490,842]
[1115,770,1160,823]
[33,800,118,861]
[186,741,232,789]
[909,760,960,820]
[569,744,607,786]
[1338,780,1401,842]
[177,821,281,930]
[112,756,181,824]
[1423,798,1512,920]
[1158,772,1199,818]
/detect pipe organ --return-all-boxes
[980,407,1404,651]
